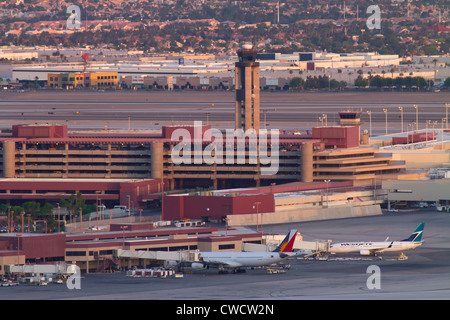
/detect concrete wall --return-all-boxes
[227,203,382,226]
[383,179,450,202]
[391,151,450,169]
[275,190,378,209]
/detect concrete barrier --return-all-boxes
[227,204,382,227]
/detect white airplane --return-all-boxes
[329,223,425,256]
[190,229,299,273]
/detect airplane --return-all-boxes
[329,222,425,256]
[190,229,300,273]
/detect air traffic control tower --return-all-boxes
[235,44,260,133]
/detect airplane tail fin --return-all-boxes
[273,230,298,252]
[401,223,425,242]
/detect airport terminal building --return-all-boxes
[0,47,408,210]
[0,122,407,210]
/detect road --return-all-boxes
[1,210,449,300]
[0,90,449,135]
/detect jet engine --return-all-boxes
[191,262,208,269]
[359,249,371,255]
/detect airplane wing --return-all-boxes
[369,241,395,254]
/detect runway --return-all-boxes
[0,90,449,136]
[1,210,449,300]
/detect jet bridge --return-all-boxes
[114,249,199,263]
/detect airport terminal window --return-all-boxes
[169,246,189,251]
[219,244,235,250]
[148,247,168,251]
[67,251,86,256]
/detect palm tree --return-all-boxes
[432,58,438,82]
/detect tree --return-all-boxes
[444,77,450,88]
[354,75,367,88]
[289,77,304,90]
[60,192,94,223]
[23,201,40,217]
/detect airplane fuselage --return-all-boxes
[198,251,295,268]
[330,241,422,255]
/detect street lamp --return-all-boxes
[96,191,101,231]
[383,108,388,135]
[57,203,60,233]
[322,114,327,126]
[159,178,165,220]
[413,105,418,131]
[120,225,128,249]
[366,110,372,137]
[442,118,446,150]
[444,103,450,130]
[21,212,25,233]
[324,179,331,208]
[433,121,438,141]
[253,201,262,233]
[398,106,403,133]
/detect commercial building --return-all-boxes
[298,51,400,70]
[11,51,405,89]
[47,71,118,89]
[0,50,38,61]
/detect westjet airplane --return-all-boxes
[329,223,425,256]
[191,229,299,273]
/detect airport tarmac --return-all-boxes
[0,90,449,136]
[1,210,449,300]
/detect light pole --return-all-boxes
[322,114,327,126]
[127,195,131,218]
[159,178,165,220]
[413,105,418,131]
[254,201,261,233]
[442,118,446,150]
[366,110,372,137]
[96,191,101,231]
[324,179,331,208]
[21,212,25,233]
[383,108,388,135]
[446,103,449,130]
[120,225,128,249]
[398,107,403,133]
[57,203,60,233]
